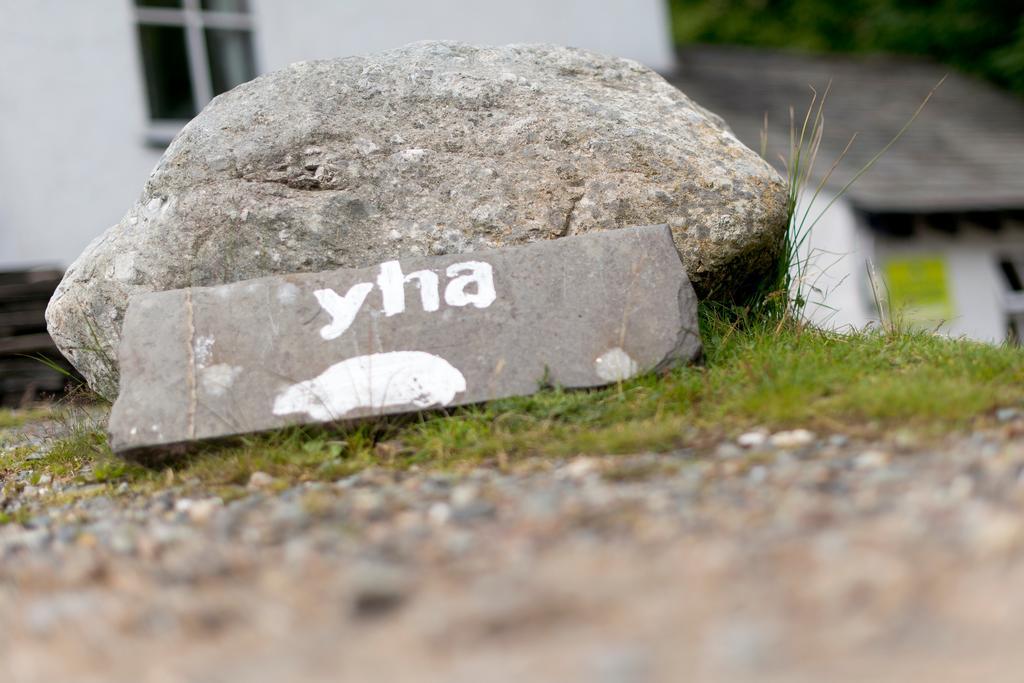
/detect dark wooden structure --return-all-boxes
[0,269,78,406]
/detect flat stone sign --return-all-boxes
[108,225,701,457]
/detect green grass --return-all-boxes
[0,406,54,430]
[3,309,1023,506]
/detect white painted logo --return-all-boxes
[273,351,467,421]
[315,259,495,340]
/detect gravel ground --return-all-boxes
[5,416,1024,682]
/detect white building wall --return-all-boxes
[0,0,674,269]
[794,192,876,332]
[250,0,675,73]
[0,0,164,269]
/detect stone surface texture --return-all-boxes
[47,40,787,399]
[108,226,700,455]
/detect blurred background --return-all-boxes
[671,0,1024,95]
[1,0,1023,403]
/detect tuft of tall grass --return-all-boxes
[748,78,945,326]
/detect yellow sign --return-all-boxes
[883,256,954,327]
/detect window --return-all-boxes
[998,255,1024,343]
[135,0,256,139]
[999,259,1023,293]
[865,212,915,237]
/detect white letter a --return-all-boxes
[444,261,496,309]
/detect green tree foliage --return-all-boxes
[670,0,1024,94]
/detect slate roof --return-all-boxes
[668,45,1024,213]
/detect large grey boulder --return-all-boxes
[47,41,787,400]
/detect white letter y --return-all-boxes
[313,283,374,340]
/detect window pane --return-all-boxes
[1000,260,1024,292]
[138,24,197,119]
[201,0,248,12]
[205,28,256,95]
[136,0,183,7]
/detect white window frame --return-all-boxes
[134,0,256,144]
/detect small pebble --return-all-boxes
[450,500,497,524]
[351,490,385,514]
[715,443,744,459]
[997,407,1021,423]
[109,526,137,554]
[247,471,276,490]
[737,431,768,449]
[186,498,222,525]
[561,457,599,479]
[892,430,920,450]
[828,434,850,448]
[428,502,451,526]
[450,484,479,507]
[349,562,411,618]
[854,450,891,469]
[769,429,815,449]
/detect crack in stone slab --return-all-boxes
[559,193,584,237]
